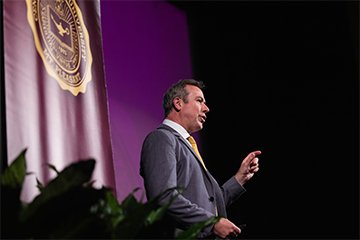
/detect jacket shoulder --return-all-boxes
[144,124,177,141]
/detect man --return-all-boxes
[140,79,261,238]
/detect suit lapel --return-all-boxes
[158,124,212,178]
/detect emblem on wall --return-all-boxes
[26,0,93,96]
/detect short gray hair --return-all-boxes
[162,79,205,117]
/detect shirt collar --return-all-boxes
[162,119,190,139]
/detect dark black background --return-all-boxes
[171,1,359,239]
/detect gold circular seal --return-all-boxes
[26,0,93,96]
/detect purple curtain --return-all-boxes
[4,0,116,202]
[101,1,193,201]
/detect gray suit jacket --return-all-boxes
[140,124,246,238]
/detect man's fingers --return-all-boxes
[250,157,259,165]
[227,226,241,238]
[250,167,259,173]
[215,218,242,238]
[244,150,262,164]
[252,150,262,157]
[234,226,241,234]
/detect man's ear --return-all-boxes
[172,97,182,112]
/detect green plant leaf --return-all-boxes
[20,159,96,222]
[90,188,125,231]
[21,186,111,239]
[175,216,220,239]
[120,188,142,215]
[46,163,60,175]
[111,187,182,239]
[144,188,182,226]
[0,148,27,188]
[0,148,27,238]
[35,177,44,192]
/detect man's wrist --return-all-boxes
[234,174,245,186]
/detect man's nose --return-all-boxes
[203,104,210,113]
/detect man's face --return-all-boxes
[181,85,210,133]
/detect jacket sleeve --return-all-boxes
[221,176,246,207]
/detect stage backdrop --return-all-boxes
[4,0,116,202]
[100,1,193,201]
